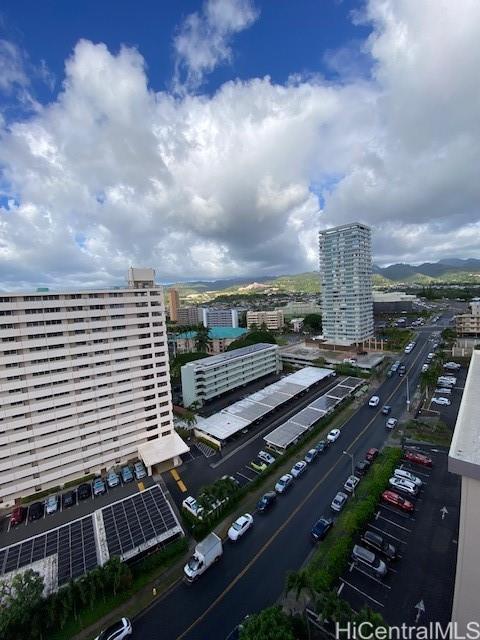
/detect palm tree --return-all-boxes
[194,324,211,352]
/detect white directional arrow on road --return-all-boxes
[440,506,448,520]
[415,600,425,624]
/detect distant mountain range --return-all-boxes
[167,258,480,300]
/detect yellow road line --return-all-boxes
[170,469,180,481]
[177,480,187,493]
[174,337,428,640]
[137,481,145,492]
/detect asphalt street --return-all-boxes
[132,326,451,640]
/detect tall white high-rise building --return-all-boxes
[0,267,188,507]
[319,222,373,345]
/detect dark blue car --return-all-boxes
[311,516,333,542]
[256,491,277,513]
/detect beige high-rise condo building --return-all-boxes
[319,222,374,345]
[168,288,180,323]
[0,268,188,507]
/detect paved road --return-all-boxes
[132,328,444,639]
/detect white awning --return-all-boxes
[138,432,190,467]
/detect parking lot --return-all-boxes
[0,469,154,547]
[338,444,459,626]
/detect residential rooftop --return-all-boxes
[181,342,278,368]
[176,327,247,339]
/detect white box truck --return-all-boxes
[184,533,223,582]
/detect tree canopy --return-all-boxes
[239,606,295,640]
[170,351,208,380]
[302,313,323,332]
[226,329,277,351]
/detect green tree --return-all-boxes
[0,569,44,640]
[239,606,295,640]
[194,324,212,352]
[170,351,208,381]
[302,313,323,333]
[226,330,277,351]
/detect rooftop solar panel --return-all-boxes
[290,407,324,428]
[326,385,351,399]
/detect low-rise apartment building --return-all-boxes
[246,310,284,330]
[175,327,247,355]
[455,298,480,337]
[181,343,282,407]
[0,268,188,506]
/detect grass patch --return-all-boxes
[402,419,452,447]
[305,447,402,591]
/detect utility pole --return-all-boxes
[406,374,410,412]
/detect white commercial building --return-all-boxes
[448,350,480,632]
[200,308,239,328]
[246,310,284,330]
[181,343,281,407]
[319,222,374,345]
[0,268,188,507]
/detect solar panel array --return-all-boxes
[264,377,364,450]
[102,485,180,560]
[0,515,97,586]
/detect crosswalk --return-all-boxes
[195,441,217,458]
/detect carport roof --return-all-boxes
[264,420,308,449]
[138,432,190,468]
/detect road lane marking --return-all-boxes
[376,513,413,531]
[351,565,392,588]
[172,333,431,639]
[367,524,408,545]
[177,480,187,493]
[171,469,180,482]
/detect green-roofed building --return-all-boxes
[175,326,248,355]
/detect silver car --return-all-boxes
[331,491,348,512]
[389,476,418,497]
[352,544,387,577]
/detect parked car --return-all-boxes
[29,502,44,521]
[432,397,451,406]
[78,483,92,500]
[228,513,254,541]
[182,496,204,517]
[403,450,433,467]
[366,448,379,462]
[331,491,348,512]
[398,365,406,376]
[93,477,106,496]
[311,516,333,542]
[327,428,340,443]
[386,417,398,429]
[344,475,360,493]
[62,490,76,509]
[444,362,461,371]
[435,387,452,395]
[355,460,371,476]
[10,506,27,527]
[381,490,414,513]
[389,476,418,497]
[95,617,132,640]
[315,440,327,453]
[351,544,387,577]
[368,396,380,407]
[133,461,147,480]
[421,364,429,373]
[361,530,397,560]
[304,449,318,464]
[45,495,59,515]
[256,491,277,513]
[258,450,275,465]
[394,468,422,488]
[121,466,134,483]
[381,405,392,415]
[106,470,120,488]
[251,458,268,473]
[291,461,307,478]
[275,474,293,494]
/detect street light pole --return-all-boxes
[343,451,355,497]
[406,374,410,413]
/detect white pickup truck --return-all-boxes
[184,533,223,582]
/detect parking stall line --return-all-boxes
[376,512,413,531]
[247,466,260,475]
[399,464,431,478]
[350,564,392,589]
[236,471,254,482]
[367,524,408,545]
[340,579,385,607]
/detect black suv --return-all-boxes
[355,460,371,476]
[256,491,277,513]
[62,491,76,509]
[78,483,92,501]
[29,502,44,521]
[361,530,396,560]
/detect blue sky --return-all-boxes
[0,0,479,289]
[1,0,370,107]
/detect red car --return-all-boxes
[381,490,414,513]
[10,506,27,527]
[403,450,433,468]
[366,448,379,462]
